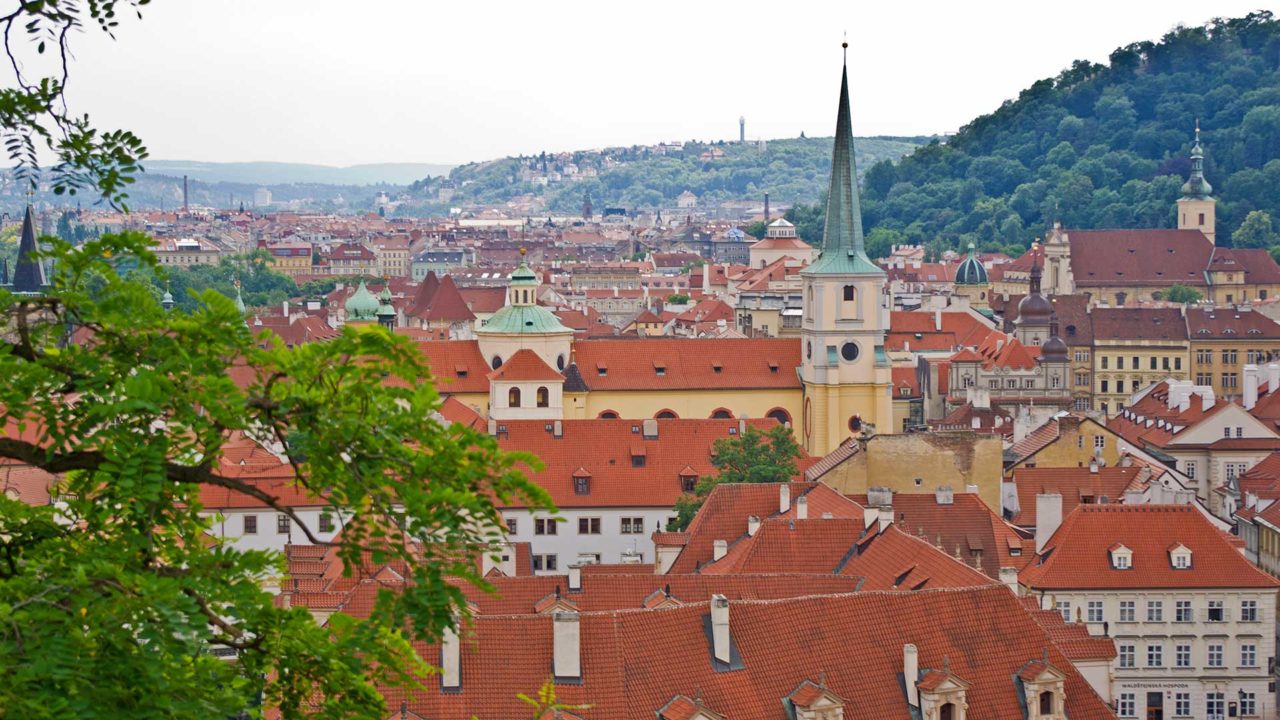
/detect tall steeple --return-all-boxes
[805,42,881,277]
[1177,120,1217,243]
[12,204,47,293]
[1181,120,1213,200]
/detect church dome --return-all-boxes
[1017,292,1054,322]
[955,243,988,285]
[1040,334,1069,362]
[345,280,379,321]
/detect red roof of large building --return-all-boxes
[1008,466,1147,527]
[885,310,994,353]
[1020,504,1280,590]
[570,338,801,391]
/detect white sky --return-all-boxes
[41,0,1278,166]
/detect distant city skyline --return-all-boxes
[58,0,1275,167]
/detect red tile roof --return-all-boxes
[414,340,492,393]
[1008,466,1146,527]
[488,349,563,382]
[1020,504,1280,590]
[571,338,801,391]
[885,310,994,353]
[1065,229,1212,287]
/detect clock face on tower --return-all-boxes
[840,341,859,362]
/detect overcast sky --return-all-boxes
[46,0,1276,167]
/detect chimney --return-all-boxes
[710,595,731,664]
[1200,388,1215,412]
[998,567,1019,594]
[553,612,581,680]
[965,484,979,494]
[182,175,189,213]
[738,419,747,436]
[934,308,942,332]
[935,486,954,505]
[764,192,770,222]
[878,507,894,533]
[1088,459,1098,474]
[747,515,761,536]
[1269,363,1280,394]
[867,486,893,508]
[487,419,497,436]
[795,495,808,520]
[713,539,728,561]
[282,300,289,319]
[904,644,920,707]
[1245,364,1260,410]
[567,564,582,591]
[440,621,461,689]
[779,484,791,514]
[642,418,658,439]
[1035,493,1063,553]
[553,420,563,438]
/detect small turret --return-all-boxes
[1177,121,1216,243]
[376,282,396,330]
[344,280,379,323]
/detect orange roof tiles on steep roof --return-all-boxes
[379,584,1115,720]
[1186,305,1280,339]
[1019,597,1117,662]
[570,338,801,391]
[885,310,995,353]
[1020,504,1280,590]
[1106,380,1235,448]
[487,349,563,382]
[1008,466,1147,528]
[408,273,476,322]
[0,459,57,505]
[413,340,491,393]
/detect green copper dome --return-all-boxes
[1181,124,1213,199]
[345,280,379,321]
[234,284,246,315]
[479,304,573,335]
[376,284,395,318]
[955,243,988,285]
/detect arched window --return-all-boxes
[536,386,549,408]
[597,410,620,419]
[766,407,792,426]
[1038,690,1053,715]
[655,410,678,419]
[710,408,733,419]
[508,387,521,407]
[940,703,955,720]
[805,287,814,319]
[840,284,857,319]
[491,355,502,370]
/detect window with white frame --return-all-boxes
[1118,644,1135,668]
[534,518,558,535]
[1185,461,1197,480]
[1175,600,1193,622]
[620,516,645,534]
[1242,643,1257,667]
[1117,693,1135,717]
[1087,600,1104,623]
[1119,600,1136,622]
[1056,600,1072,623]
[1207,643,1223,667]
[1094,435,1105,449]
[1147,600,1163,622]
[1146,644,1163,667]
[1241,599,1258,622]
[532,554,558,572]
[1240,690,1256,716]
[1207,599,1224,622]
[1174,692,1191,717]
[1206,692,1224,718]
[1112,545,1132,569]
[1175,643,1191,668]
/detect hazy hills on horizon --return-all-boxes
[143,160,458,187]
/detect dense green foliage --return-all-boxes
[670,424,802,531]
[405,136,927,215]
[853,12,1280,254]
[0,233,553,718]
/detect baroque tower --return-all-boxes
[1177,121,1216,244]
[799,45,893,455]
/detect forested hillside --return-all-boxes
[405,136,927,215]
[842,11,1280,257]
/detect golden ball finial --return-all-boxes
[519,246,527,256]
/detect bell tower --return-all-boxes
[1177,121,1216,244]
[799,43,893,455]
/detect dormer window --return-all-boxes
[572,468,591,495]
[1110,543,1133,570]
[1169,543,1192,569]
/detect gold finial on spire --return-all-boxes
[519,246,527,257]
[1195,117,1201,143]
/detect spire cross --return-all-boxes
[1194,117,1201,143]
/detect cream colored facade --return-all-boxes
[1094,343,1189,417]
[815,433,1004,512]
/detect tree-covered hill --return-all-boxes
[850,11,1280,257]
[404,136,928,215]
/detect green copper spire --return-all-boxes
[805,44,882,277]
[233,281,246,315]
[1181,120,1213,200]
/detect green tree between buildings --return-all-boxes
[1231,210,1280,249]
[1163,284,1204,304]
[669,424,802,531]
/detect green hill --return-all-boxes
[405,136,929,215]
[846,11,1280,257]
[145,160,455,186]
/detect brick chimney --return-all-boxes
[795,495,808,520]
[711,594,731,664]
[713,539,728,561]
[441,621,461,689]
[904,643,920,707]
[779,484,791,514]
[1035,493,1063,553]
[553,611,581,680]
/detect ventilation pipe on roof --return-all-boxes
[1245,364,1260,410]
[711,595,731,664]
[440,620,461,689]
[795,495,809,520]
[712,539,728,561]
[1035,493,1063,554]
[747,515,761,537]
[567,564,582,592]
[553,612,581,681]
[779,484,791,514]
[904,644,920,707]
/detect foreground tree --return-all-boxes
[0,232,552,718]
[670,423,802,531]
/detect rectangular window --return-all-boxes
[277,514,290,534]
[1242,599,1258,622]
[1149,356,1157,370]
[1146,644,1163,667]
[1197,372,1213,385]
[1198,349,1213,364]
[1056,600,1072,623]
[1118,644,1135,668]
[1006,378,1018,389]
[1207,643,1223,667]
[1024,378,1035,389]
[506,517,518,534]
[1094,435,1106,449]
[1117,356,1125,370]
[1242,643,1258,667]
[1116,380,1125,393]
[1241,691,1256,717]
[318,513,334,533]
[1175,643,1191,668]
[534,518,558,536]
[1223,372,1239,389]
[1101,380,1110,393]
[1207,599,1224,622]
[1087,600,1104,623]
[1226,463,1248,482]
[1119,600,1136,622]
[1102,356,1109,370]
[1224,350,1238,365]
[826,345,837,365]
[988,379,1000,389]
[630,455,646,468]
[1075,350,1089,362]
[1174,692,1191,717]
[1175,357,1182,370]
[1146,600,1163,622]
[620,516,645,534]
[1175,600,1193,622]
[243,514,257,535]
[1185,461,1197,480]
[577,517,601,535]
[1117,693,1135,718]
[532,554,558,572]
[1207,693,1224,718]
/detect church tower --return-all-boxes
[799,44,893,455]
[1177,121,1216,244]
